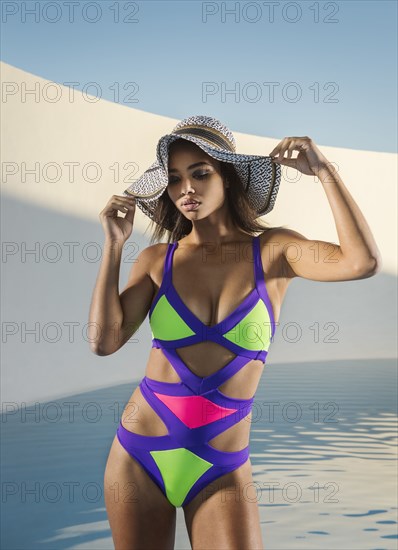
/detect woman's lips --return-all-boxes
[182,202,200,211]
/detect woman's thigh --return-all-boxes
[104,435,177,550]
[183,459,264,550]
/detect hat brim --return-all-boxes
[123,133,281,230]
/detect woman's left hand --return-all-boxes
[269,136,330,176]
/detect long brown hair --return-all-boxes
[146,148,285,244]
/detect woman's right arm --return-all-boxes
[88,194,154,356]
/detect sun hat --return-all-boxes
[122,115,281,231]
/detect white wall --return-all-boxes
[2,61,397,406]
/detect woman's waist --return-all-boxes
[120,379,254,448]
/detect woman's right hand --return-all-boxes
[99,195,137,243]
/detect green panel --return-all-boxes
[150,295,195,340]
[223,300,272,350]
[150,448,213,507]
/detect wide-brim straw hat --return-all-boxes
[123,115,281,231]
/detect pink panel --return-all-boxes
[153,393,237,428]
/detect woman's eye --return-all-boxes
[168,172,209,184]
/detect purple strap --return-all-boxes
[139,377,253,449]
[163,241,177,291]
[116,235,278,507]
[161,347,253,394]
[253,235,276,339]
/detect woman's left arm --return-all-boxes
[269,136,383,278]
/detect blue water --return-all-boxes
[1,358,397,549]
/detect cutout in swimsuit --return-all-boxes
[117,234,276,508]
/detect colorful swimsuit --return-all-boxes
[117,234,276,508]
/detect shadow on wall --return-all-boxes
[1,193,396,407]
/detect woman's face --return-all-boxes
[166,140,228,222]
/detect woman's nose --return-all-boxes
[180,178,195,193]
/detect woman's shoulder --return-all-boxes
[131,242,170,273]
[258,226,283,244]
[258,225,294,244]
[141,241,170,261]
[258,226,308,248]
[257,226,292,275]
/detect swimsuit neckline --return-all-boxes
[168,235,270,331]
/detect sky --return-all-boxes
[1,0,397,153]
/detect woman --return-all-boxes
[89,116,381,549]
